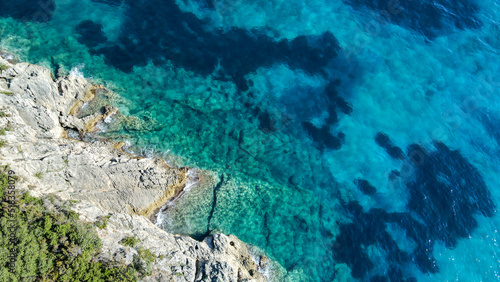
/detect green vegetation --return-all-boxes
[0,64,8,71]
[120,236,139,247]
[134,247,155,277]
[0,140,6,147]
[0,91,13,96]
[119,237,157,276]
[94,214,111,230]
[0,169,156,281]
[34,172,43,179]
[0,111,8,118]
[0,127,10,135]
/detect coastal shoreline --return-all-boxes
[0,52,280,281]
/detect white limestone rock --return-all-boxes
[0,58,271,282]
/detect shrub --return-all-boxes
[0,169,143,281]
[133,247,156,277]
[94,214,110,230]
[120,236,139,247]
[138,247,156,263]
[0,127,10,135]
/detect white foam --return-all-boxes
[155,168,201,227]
[69,63,85,78]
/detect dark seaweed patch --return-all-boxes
[0,0,55,22]
[301,81,352,151]
[82,0,341,90]
[334,202,410,279]
[354,178,377,195]
[375,132,404,160]
[303,122,343,150]
[75,20,108,48]
[334,142,496,279]
[407,142,496,247]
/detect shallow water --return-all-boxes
[1,0,499,280]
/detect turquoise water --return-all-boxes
[1,0,499,280]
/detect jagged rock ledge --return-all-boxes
[0,56,272,281]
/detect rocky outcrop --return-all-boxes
[0,56,270,281]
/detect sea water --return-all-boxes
[1,0,499,280]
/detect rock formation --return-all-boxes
[0,56,270,281]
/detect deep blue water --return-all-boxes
[1,0,499,280]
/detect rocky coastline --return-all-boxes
[0,54,273,281]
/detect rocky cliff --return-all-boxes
[0,56,271,281]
